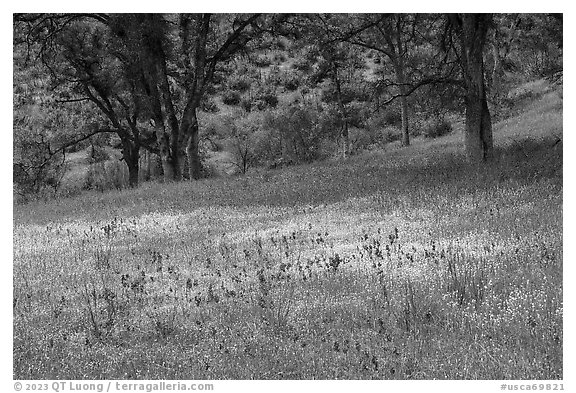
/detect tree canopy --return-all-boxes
[13,13,563,198]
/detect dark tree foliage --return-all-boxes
[14,13,279,185]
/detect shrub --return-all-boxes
[13,130,66,200]
[352,88,371,103]
[262,104,335,163]
[201,112,239,140]
[349,127,373,153]
[320,87,336,104]
[200,97,220,113]
[365,110,402,132]
[224,113,265,174]
[382,127,403,143]
[84,160,128,191]
[228,77,251,93]
[84,162,106,191]
[292,58,312,73]
[252,90,279,111]
[240,98,253,112]
[251,99,265,111]
[320,85,366,106]
[383,110,402,127]
[258,92,279,108]
[253,55,271,68]
[89,145,110,164]
[346,101,371,129]
[252,127,283,165]
[410,122,423,137]
[264,66,283,86]
[283,77,300,91]
[221,90,241,106]
[200,160,219,178]
[273,39,287,51]
[272,52,287,64]
[422,117,453,139]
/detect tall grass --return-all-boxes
[13,91,562,379]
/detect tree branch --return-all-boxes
[55,97,90,104]
[376,76,463,108]
[206,14,262,82]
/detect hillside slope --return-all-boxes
[15,82,562,227]
[13,85,563,379]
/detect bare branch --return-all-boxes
[55,97,90,104]
[206,14,262,82]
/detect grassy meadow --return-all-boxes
[13,86,563,379]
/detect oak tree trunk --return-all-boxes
[121,138,140,188]
[400,95,409,146]
[333,62,350,158]
[143,150,151,181]
[127,159,139,188]
[457,14,494,162]
[465,88,493,162]
[398,83,410,147]
[186,123,201,180]
[155,127,175,182]
[172,147,186,182]
[182,107,202,180]
[393,20,410,147]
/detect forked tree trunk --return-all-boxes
[154,102,202,181]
